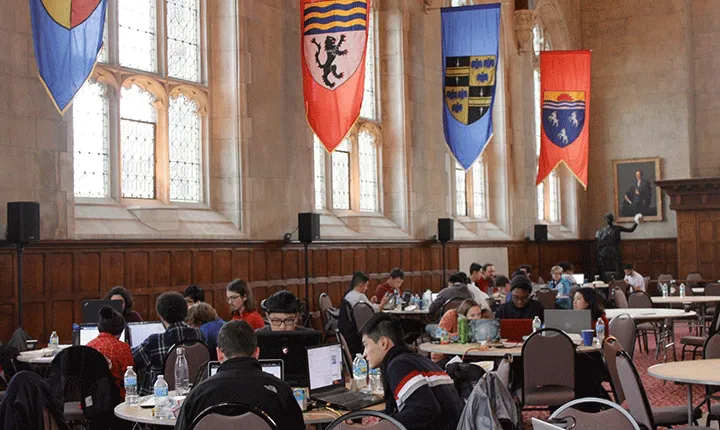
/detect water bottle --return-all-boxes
[458,315,469,344]
[423,289,432,309]
[153,375,170,419]
[679,283,686,298]
[414,294,422,309]
[595,318,605,345]
[352,354,368,389]
[174,347,190,396]
[49,331,59,352]
[369,368,382,393]
[662,283,668,297]
[124,366,139,406]
[532,316,542,333]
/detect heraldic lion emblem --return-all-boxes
[311,35,348,88]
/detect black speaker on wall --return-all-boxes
[6,202,40,244]
[298,212,320,245]
[438,218,454,243]
[534,224,548,243]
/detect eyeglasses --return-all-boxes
[227,295,242,303]
[269,317,296,327]
[511,294,530,302]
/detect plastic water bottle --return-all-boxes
[662,283,669,297]
[532,316,542,333]
[352,354,368,389]
[423,289,432,309]
[124,366,139,406]
[174,347,190,396]
[48,331,59,352]
[595,318,605,345]
[153,375,170,419]
[680,283,686,298]
[414,294,422,309]
[369,367,382,392]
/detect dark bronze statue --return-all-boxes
[596,213,638,280]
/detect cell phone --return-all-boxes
[140,398,155,409]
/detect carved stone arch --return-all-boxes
[92,67,120,91]
[169,85,209,116]
[121,75,168,110]
[358,121,382,147]
[534,0,572,51]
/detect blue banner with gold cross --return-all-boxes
[441,4,500,169]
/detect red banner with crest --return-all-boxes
[302,0,370,152]
[536,50,591,188]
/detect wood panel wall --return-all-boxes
[0,237,677,345]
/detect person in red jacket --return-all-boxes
[373,268,405,303]
[87,306,134,396]
[226,279,265,330]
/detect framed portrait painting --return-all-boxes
[612,157,662,222]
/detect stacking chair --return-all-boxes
[610,281,629,297]
[535,288,557,310]
[319,293,339,341]
[164,339,211,390]
[352,302,376,333]
[613,287,629,308]
[189,403,278,430]
[680,306,720,360]
[546,397,641,430]
[686,272,703,288]
[614,349,704,429]
[701,331,720,427]
[627,291,658,354]
[608,313,636,358]
[703,283,720,326]
[657,274,674,284]
[601,337,625,403]
[326,411,407,429]
[441,297,466,316]
[521,328,575,410]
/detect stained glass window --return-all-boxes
[121,85,157,199]
[549,171,559,223]
[360,11,376,121]
[359,130,378,212]
[455,162,467,217]
[537,182,545,221]
[119,0,157,72]
[314,137,326,210]
[169,94,201,202]
[167,0,200,82]
[73,81,109,198]
[472,159,487,219]
[332,139,351,210]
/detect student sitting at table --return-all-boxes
[256,290,317,333]
[226,279,265,330]
[104,286,143,323]
[361,313,464,430]
[428,272,474,316]
[87,306,134,396]
[432,299,491,363]
[494,275,544,321]
[373,268,405,303]
[183,284,205,307]
[132,292,203,396]
[549,265,572,309]
[573,287,609,339]
[186,302,225,358]
[174,320,305,430]
[494,275,511,304]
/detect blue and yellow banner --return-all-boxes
[30,0,107,114]
[441,4,500,169]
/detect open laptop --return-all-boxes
[431,293,439,302]
[207,359,284,379]
[544,310,591,334]
[127,321,165,348]
[81,299,123,323]
[499,319,533,342]
[531,418,566,430]
[308,343,383,411]
[573,274,585,285]
[256,330,321,387]
[73,323,126,345]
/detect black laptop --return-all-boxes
[256,329,321,387]
[81,299,123,323]
[307,343,383,411]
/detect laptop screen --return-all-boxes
[260,360,283,379]
[128,322,164,348]
[431,293,439,302]
[79,325,125,345]
[573,274,584,284]
[208,361,220,377]
[307,344,344,391]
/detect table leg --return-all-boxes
[688,383,693,425]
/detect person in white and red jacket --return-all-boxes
[361,313,464,430]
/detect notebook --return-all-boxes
[307,343,383,411]
[127,321,165,348]
[499,319,533,341]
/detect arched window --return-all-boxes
[74,0,207,204]
[453,156,489,220]
[454,162,467,217]
[472,158,488,220]
[313,9,382,215]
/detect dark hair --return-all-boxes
[226,279,256,312]
[263,290,301,314]
[104,286,134,318]
[351,272,370,289]
[575,287,605,320]
[510,275,532,293]
[469,263,482,275]
[389,268,405,280]
[361,313,405,347]
[217,320,257,358]
[97,306,125,336]
[448,272,467,284]
[482,263,494,272]
[624,263,633,270]
[494,275,510,287]
[186,302,219,327]
[558,261,574,272]
[156,292,188,324]
[512,270,526,278]
[457,299,480,316]
[183,284,205,303]
[518,264,532,274]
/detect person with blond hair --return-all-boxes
[186,302,225,357]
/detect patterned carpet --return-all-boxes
[522,320,715,429]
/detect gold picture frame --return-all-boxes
[612,157,662,222]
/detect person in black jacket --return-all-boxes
[174,320,305,430]
[361,313,464,430]
[494,275,544,321]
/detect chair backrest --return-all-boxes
[657,274,674,284]
[704,282,720,297]
[442,297,466,315]
[550,397,641,430]
[627,291,652,308]
[645,280,660,297]
[189,403,278,430]
[613,288,629,308]
[643,277,650,291]
[535,289,557,310]
[352,302,376,333]
[608,313,636,359]
[336,331,354,374]
[703,331,720,359]
[614,350,654,430]
[164,339,210,389]
[495,353,512,389]
[686,272,703,287]
[610,281,629,297]
[601,337,626,403]
[522,328,575,402]
[326,410,408,430]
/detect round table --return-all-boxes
[17,345,72,365]
[648,358,720,425]
[384,308,430,315]
[418,341,599,358]
[605,308,697,321]
[651,296,720,305]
